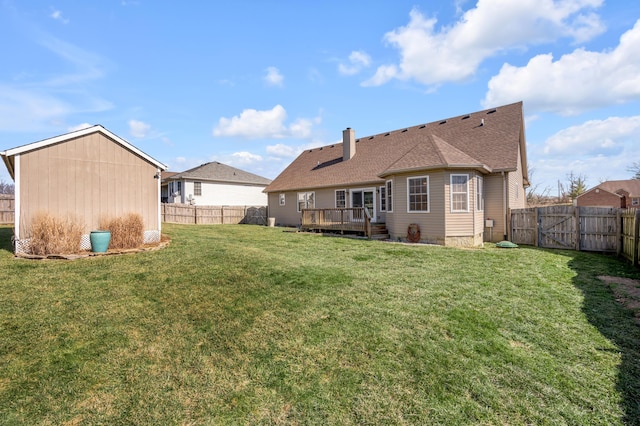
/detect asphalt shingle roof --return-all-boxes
[166,162,271,186]
[264,101,525,193]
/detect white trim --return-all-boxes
[450,174,469,213]
[3,125,168,170]
[349,187,377,223]
[407,176,430,213]
[14,155,20,239]
[476,175,484,211]
[386,180,393,213]
[335,189,346,208]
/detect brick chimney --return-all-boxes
[343,127,355,161]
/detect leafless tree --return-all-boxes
[0,179,14,195]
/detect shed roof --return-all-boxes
[165,161,272,186]
[0,125,168,179]
[264,101,526,193]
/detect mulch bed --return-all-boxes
[15,235,171,260]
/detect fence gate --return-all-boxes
[538,205,576,249]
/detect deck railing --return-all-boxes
[301,207,372,238]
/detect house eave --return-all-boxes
[264,179,385,194]
[378,164,492,178]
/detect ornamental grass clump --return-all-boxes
[28,212,84,255]
[99,213,144,249]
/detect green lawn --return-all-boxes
[1,223,639,425]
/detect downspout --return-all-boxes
[502,171,508,240]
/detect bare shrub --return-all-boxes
[28,212,84,255]
[99,213,144,249]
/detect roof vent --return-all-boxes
[402,129,408,132]
[369,136,374,139]
[480,119,485,126]
[384,132,390,136]
[487,109,497,114]
[462,115,470,120]
[419,125,426,129]
[439,120,447,125]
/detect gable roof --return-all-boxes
[0,125,167,179]
[583,180,640,198]
[264,101,526,193]
[165,161,272,186]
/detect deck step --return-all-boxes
[370,223,390,240]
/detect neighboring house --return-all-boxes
[0,125,167,253]
[163,161,271,205]
[160,171,178,203]
[576,180,640,208]
[264,101,529,247]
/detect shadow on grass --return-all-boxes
[566,251,640,426]
[0,226,14,255]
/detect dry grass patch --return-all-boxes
[99,213,144,249]
[27,212,84,255]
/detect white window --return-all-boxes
[279,193,285,206]
[633,198,639,206]
[379,186,386,211]
[407,176,429,212]
[335,190,346,208]
[194,182,202,196]
[297,192,315,212]
[476,176,484,211]
[386,180,393,212]
[451,174,469,212]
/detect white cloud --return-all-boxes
[363,1,604,87]
[543,116,640,155]
[68,123,92,132]
[484,19,640,114]
[266,143,300,158]
[338,50,372,76]
[264,66,284,87]
[51,9,69,24]
[530,115,640,190]
[129,119,151,138]
[230,151,263,165]
[213,105,318,139]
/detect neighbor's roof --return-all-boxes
[591,180,640,198]
[165,161,272,186]
[0,125,168,179]
[264,101,526,193]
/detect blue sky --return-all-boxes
[1,0,640,194]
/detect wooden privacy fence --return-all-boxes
[511,205,640,266]
[0,194,14,224]
[162,204,267,225]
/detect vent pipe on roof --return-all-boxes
[343,127,355,161]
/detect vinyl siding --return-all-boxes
[183,181,267,205]
[18,132,159,239]
[387,171,446,244]
[445,172,474,237]
[483,174,506,242]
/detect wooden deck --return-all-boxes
[301,208,372,238]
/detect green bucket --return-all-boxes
[90,230,111,253]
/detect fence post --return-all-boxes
[535,208,540,247]
[616,210,622,256]
[574,206,581,251]
[634,210,640,267]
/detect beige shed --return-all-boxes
[0,125,167,253]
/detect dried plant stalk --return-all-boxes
[99,213,144,249]
[28,212,84,255]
